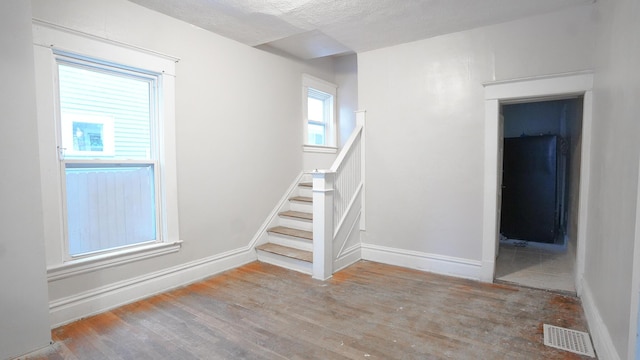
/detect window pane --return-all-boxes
[308,123,325,145]
[58,63,152,160]
[308,97,324,122]
[65,165,156,256]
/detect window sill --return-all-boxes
[47,240,183,282]
[303,144,338,154]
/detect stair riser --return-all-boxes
[278,217,313,232]
[267,233,313,251]
[257,250,312,275]
[289,201,313,213]
[298,187,313,198]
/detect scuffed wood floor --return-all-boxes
[27,261,594,359]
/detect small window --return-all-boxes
[307,88,333,145]
[303,75,337,150]
[56,53,161,258]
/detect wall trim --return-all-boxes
[32,18,180,63]
[303,144,338,154]
[361,243,482,280]
[47,241,183,281]
[49,246,257,328]
[581,279,620,360]
[483,70,594,100]
[627,155,640,360]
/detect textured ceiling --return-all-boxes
[129,0,593,59]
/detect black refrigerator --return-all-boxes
[500,135,559,243]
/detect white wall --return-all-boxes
[358,5,595,269]
[358,1,640,357]
[0,1,52,358]
[31,0,337,327]
[583,0,640,358]
[336,54,359,147]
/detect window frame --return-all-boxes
[32,21,181,278]
[55,53,162,260]
[302,74,337,152]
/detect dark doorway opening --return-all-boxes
[500,97,583,246]
[495,96,583,293]
[501,135,561,244]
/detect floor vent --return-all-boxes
[543,324,595,357]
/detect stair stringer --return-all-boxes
[249,171,307,249]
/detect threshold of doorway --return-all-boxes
[494,278,576,297]
[495,240,575,294]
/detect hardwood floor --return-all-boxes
[26,261,593,359]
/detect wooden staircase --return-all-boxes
[256,180,314,274]
[255,112,365,279]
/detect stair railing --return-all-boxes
[312,111,365,280]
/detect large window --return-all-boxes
[33,22,180,273]
[57,56,160,257]
[303,74,337,150]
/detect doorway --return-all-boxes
[494,98,583,293]
[480,72,594,296]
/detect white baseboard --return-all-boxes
[49,247,257,328]
[580,279,620,360]
[361,243,482,280]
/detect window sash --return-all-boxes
[307,96,326,123]
[62,161,160,258]
[56,53,163,260]
[307,122,326,146]
[56,56,159,161]
[306,87,333,146]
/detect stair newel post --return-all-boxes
[312,170,335,280]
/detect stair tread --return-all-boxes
[299,182,312,188]
[268,226,313,240]
[279,210,313,220]
[290,196,312,203]
[257,243,313,262]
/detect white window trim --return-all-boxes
[32,21,181,277]
[303,144,338,154]
[56,55,162,261]
[47,241,183,281]
[302,74,337,151]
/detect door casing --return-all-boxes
[480,71,594,298]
